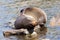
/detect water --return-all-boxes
[0,0,60,40]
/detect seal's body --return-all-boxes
[14,7,47,34]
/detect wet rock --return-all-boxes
[3,29,29,37]
[50,14,60,26]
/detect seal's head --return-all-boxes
[14,14,38,34]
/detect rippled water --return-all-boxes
[0,0,60,40]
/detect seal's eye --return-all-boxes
[20,9,24,13]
